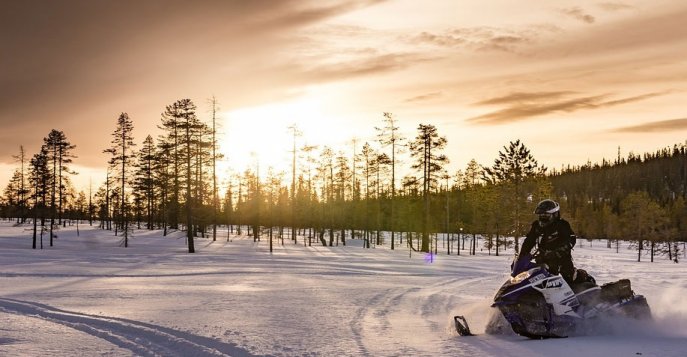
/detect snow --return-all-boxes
[1,222,686,356]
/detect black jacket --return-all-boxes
[521,218,576,259]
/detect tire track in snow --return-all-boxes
[379,287,422,332]
[349,288,427,356]
[414,276,496,335]
[349,287,427,357]
[0,298,267,357]
[347,275,504,357]
[349,290,387,356]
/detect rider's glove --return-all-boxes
[542,244,572,260]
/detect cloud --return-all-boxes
[611,118,687,133]
[0,0,389,166]
[474,91,576,106]
[407,26,544,53]
[255,0,388,30]
[468,91,666,125]
[597,2,634,12]
[559,7,596,24]
[469,94,607,124]
[548,6,687,58]
[299,52,431,83]
[404,92,443,103]
[412,31,466,47]
[599,92,667,106]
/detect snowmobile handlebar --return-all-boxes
[511,253,531,276]
[510,252,548,277]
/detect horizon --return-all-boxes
[2,0,687,192]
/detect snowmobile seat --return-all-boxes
[571,281,599,294]
[600,279,633,302]
[573,283,601,305]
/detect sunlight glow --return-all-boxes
[219,96,332,184]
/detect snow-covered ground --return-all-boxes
[1,221,686,357]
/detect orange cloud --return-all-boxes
[469,91,666,125]
[611,118,687,133]
[404,92,443,103]
[0,0,389,166]
[559,7,596,24]
[406,26,543,53]
[597,2,635,12]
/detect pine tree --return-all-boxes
[176,99,200,252]
[104,113,136,247]
[376,112,405,250]
[463,159,482,188]
[45,131,77,227]
[334,151,351,245]
[155,141,174,235]
[3,170,24,219]
[288,124,302,243]
[300,144,319,245]
[409,124,448,252]
[374,153,392,245]
[159,103,182,230]
[133,135,156,230]
[192,119,212,238]
[28,148,50,249]
[11,146,29,222]
[73,191,87,235]
[208,96,223,241]
[158,99,204,252]
[359,143,376,248]
[43,129,77,245]
[619,191,666,262]
[316,146,335,246]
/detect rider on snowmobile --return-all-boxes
[518,199,593,286]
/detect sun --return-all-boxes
[214,89,381,194]
[217,96,328,185]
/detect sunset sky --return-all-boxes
[1,0,686,191]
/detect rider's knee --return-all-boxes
[573,269,595,284]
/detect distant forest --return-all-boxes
[1,98,685,262]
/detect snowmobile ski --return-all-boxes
[454,315,474,336]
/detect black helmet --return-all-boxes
[534,199,560,226]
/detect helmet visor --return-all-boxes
[538,213,553,224]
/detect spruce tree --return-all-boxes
[482,139,545,252]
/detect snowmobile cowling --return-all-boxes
[488,255,651,339]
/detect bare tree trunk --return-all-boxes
[32,205,37,249]
[637,239,642,262]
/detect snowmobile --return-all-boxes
[454,253,652,338]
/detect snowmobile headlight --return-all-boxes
[510,271,531,284]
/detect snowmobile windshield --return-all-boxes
[510,267,543,284]
[510,270,532,284]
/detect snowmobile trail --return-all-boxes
[348,275,499,356]
[0,298,262,357]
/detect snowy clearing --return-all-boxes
[1,222,686,356]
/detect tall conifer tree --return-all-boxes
[409,124,448,252]
[105,113,136,247]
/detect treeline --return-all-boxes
[1,101,685,262]
[1,131,76,249]
[549,145,687,263]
